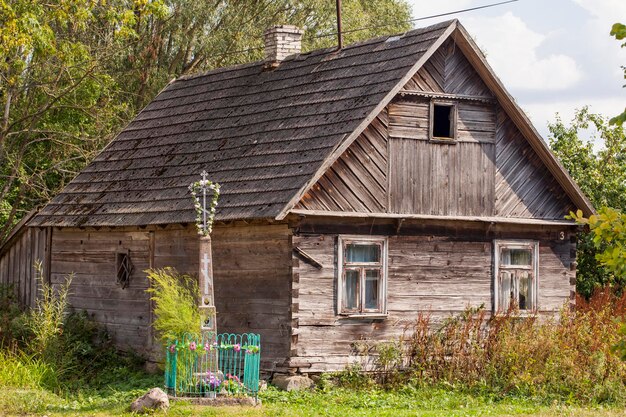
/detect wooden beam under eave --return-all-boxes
[288,209,578,227]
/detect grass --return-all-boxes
[2,381,626,417]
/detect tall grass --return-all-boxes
[0,349,58,390]
[28,262,73,361]
[370,290,626,404]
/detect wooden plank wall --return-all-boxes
[0,227,49,308]
[51,228,153,355]
[211,224,292,372]
[290,227,574,373]
[406,38,493,97]
[495,105,576,219]
[295,111,389,213]
[388,98,496,216]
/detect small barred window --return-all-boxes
[115,251,133,289]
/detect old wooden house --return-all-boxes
[1,20,593,373]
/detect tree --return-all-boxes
[0,0,412,244]
[114,0,413,110]
[0,0,168,242]
[609,22,626,126]
[570,208,626,281]
[548,108,626,296]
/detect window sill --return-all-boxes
[430,138,457,144]
[493,311,538,318]
[338,313,388,320]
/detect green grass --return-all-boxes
[1,348,625,417]
[1,382,626,417]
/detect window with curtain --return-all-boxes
[494,241,538,313]
[337,236,387,315]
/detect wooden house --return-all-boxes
[1,20,594,374]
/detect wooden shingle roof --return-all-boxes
[31,20,455,227]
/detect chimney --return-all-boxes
[264,25,304,69]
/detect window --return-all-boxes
[337,236,387,316]
[494,240,538,313]
[115,250,133,289]
[430,101,456,140]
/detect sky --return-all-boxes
[405,0,626,141]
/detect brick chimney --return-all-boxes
[264,25,304,69]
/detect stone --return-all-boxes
[259,379,268,391]
[130,388,169,413]
[272,374,315,391]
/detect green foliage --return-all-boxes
[570,207,626,287]
[0,349,58,390]
[609,22,626,126]
[145,267,200,344]
[548,108,626,296]
[0,283,21,346]
[0,0,161,242]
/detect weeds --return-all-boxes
[28,262,73,363]
[146,268,200,344]
[358,289,626,405]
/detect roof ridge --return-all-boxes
[173,20,458,84]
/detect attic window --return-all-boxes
[430,101,456,140]
[115,251,133,289]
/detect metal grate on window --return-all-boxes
[115,251,133,289]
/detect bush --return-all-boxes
[0,284,22,347]
[146,268,200,345]
[374,290,626,405]
[0,263,121,385]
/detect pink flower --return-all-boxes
[233,343,241,352]
[169,344,176,353]
[204,342,210,351]
[189,341,197,351]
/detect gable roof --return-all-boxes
[30,20,593,228]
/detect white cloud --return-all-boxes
[462,12,583,91]
[409,0,473,19]
[522,97,624,140]
[572,0,626,26]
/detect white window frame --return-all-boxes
[337,236,388,317]
[493,240,539,314]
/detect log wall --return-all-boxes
[0,225,49,308]
[211,224,293,372]
[47,223,292,371]
[50,228,153,355]
[290,223,575,373]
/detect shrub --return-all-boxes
[145,268,200,345]
[378,290,626,405]
[0,284,22,347]
[0,263,120,384]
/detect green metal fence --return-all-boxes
[164,333,261,398]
